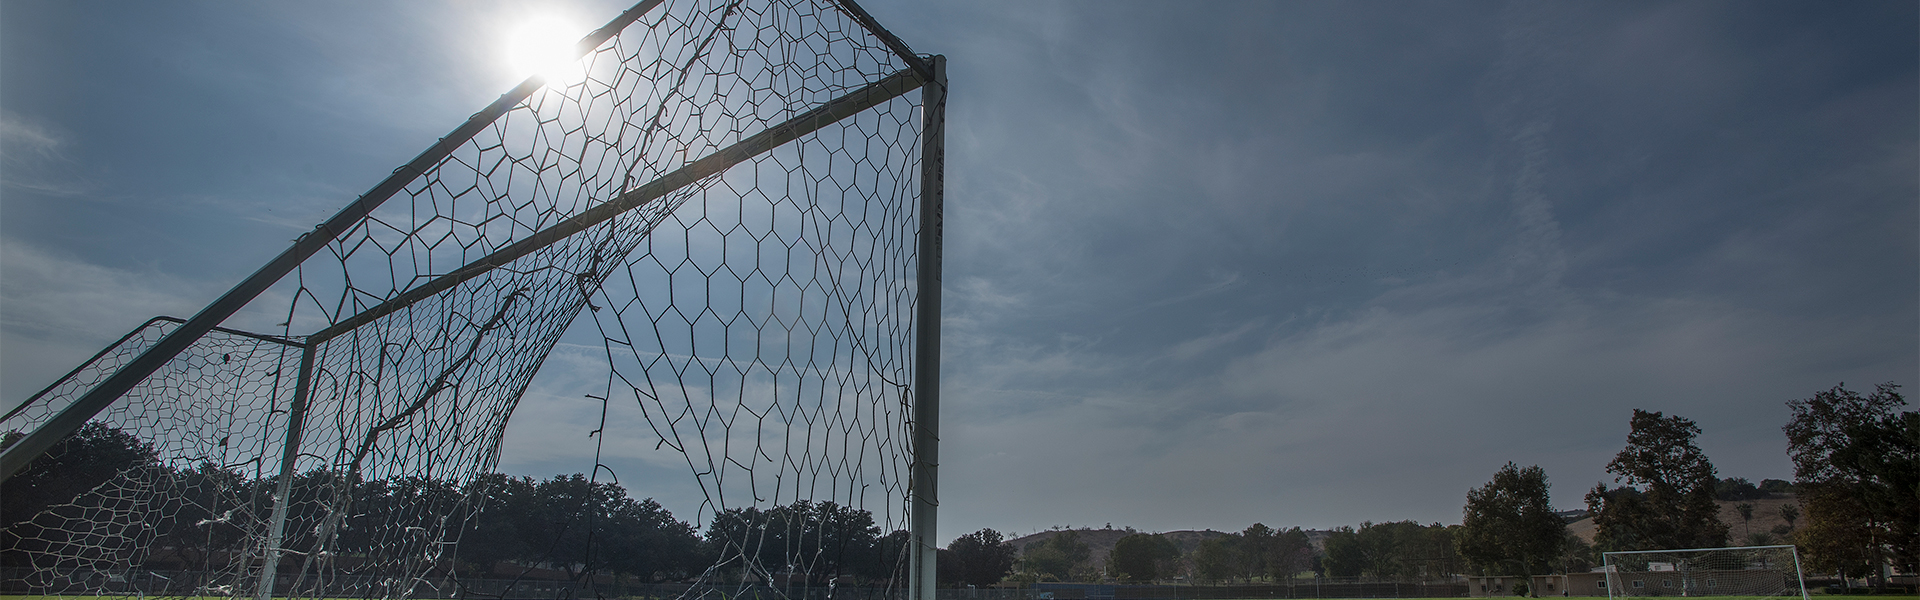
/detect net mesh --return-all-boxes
[1603,546,1806,599]
[1,1,931,598]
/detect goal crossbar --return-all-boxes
[308,66,929,344]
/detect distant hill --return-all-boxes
[1565,495,1803,546]
[1008,528,1182,568]
[1006,527,1338,568]
[1004,497,1800,569]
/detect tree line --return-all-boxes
[934,382,1915,591]
[1458,382,1915,592]
[933,520,1465,586]
[1,425,906,585]
[5,382,1913,591]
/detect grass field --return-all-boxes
[5,597,1915,600]
[4,596,1914,600]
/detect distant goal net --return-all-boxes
[1603,545,1808,600]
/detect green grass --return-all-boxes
[1199,597,1920,600]
[1,597,239,600]
[0,597,681,600]
[6,596,1912,600]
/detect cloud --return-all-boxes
[1,114,60,156]
[1164,318,1266,363]
[917,0,1912,537]
[495,332,919,524]
[497,341,683,471]
[0,110,92,196]
[1139,270,1245,312]
[1484,2,1573,293]
[0,239,209,399]
[939,277,1909,535]
[481,337,717,516]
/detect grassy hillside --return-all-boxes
[1566,495,1803,546]
[1009,528,1233,567]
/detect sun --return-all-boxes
[505,14,589,86]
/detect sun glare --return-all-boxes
[505,15,588,85]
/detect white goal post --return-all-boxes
[1603,545,1809,600]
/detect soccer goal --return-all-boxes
[0,1,942,600]
[1603,545,1809,600]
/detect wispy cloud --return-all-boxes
[1,113,60,156]
[941,270,1910,534]
[0,239,207,398]
[1485,2,1572,293]
[1140,269,1245,311]
[1164,318,1265,362]
[0,111,92,197]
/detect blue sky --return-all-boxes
[3,0,1914,541]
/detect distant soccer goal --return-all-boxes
[1603,545,1808,600]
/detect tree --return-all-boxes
[1559,533,1594,574]
[1017,530,1090,582]
[1584,486,1651,552]
[708,500,881,585]
[940,528,1017,587]
[1109,533,1179,583]
[1352,521,1431,580]
[1735,503,1756,539]
[1193,524,1291,583]
[599,495,702,581]
[338,475,465,577]
[149,462,262,575]
[1783,382,1918,582]
[1757,479,1795,496]
[497,474,705,583]
[1584,410,1728,551]
[458,474,540,576]
[1321,527,1364,577]
[1417,524,1466,580]
[873,529,913,580]
[1193,536,1239,582]
[1715,477,1763,501]
[1268,526,1315,579]
[524,474,632,581]
[1459,463,1565,595]
[1238,524,1276,580]
[1317,521,1457,580]
[1,423,158,530]
[2,423,165,571]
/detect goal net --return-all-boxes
[0,1,942,599]
[1603,545,1808,600]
